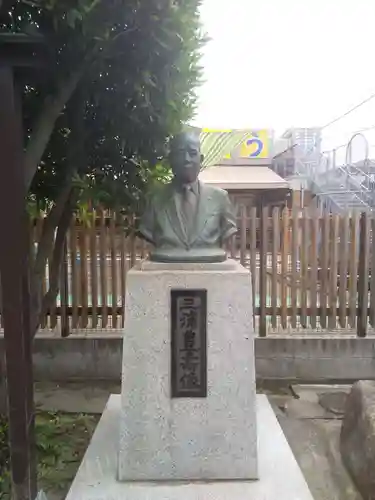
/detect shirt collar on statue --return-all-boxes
[182,179,199,195]
[172,178,199,195]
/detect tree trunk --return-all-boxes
[0,354,8,416]
[31,190,77,337]
[30,86,85,338]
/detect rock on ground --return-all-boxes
[341,380,375,500]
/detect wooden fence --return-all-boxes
[1,206,375,336]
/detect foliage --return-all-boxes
[0,411,99,499]
[0,0,205,334]
[5,0,205,211]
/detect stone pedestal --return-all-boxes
[118,259,257,481]
[65,262,314,500]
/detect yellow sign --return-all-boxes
[196,128,272,167]
[222,129,270,159]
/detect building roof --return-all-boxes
[199,165,290,190]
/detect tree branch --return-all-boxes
[31,64,89,280]
[35,188,77,335]
[31,81,87,335]
[24,23,138,192]
[32,176,74,278]
[24,67,87,192]
[29,175,75,334]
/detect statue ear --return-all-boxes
[200,154,204,163]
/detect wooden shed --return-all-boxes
[199,164,291,210]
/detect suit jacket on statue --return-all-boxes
[139,180,237,252]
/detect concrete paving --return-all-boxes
[66,395,314,500]
[34,381,361,500]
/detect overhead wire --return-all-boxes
[319,91,375,133]
[294,91,375,158]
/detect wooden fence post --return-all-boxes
[370,215,375,328]
[60,238,69,337]
[22,199,375,337]
[357,212,370,337]
[259,203,268,337]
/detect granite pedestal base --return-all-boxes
[65,395,315,500]
[118,260,257,481]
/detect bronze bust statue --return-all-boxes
[138,131,237,262]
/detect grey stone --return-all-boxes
[65,394,314,500]
[274,386,345,419]
[283,399,335,419]
[280,415,362,500]
[340,380,375,499]
[118,260,257,481]
[319,392,348,416]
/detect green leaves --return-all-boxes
[5,0,205,215]
[66,8,83,28]
[0,411,99,497]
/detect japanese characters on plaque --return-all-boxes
[171,290,207,398]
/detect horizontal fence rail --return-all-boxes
[0,206,374,337]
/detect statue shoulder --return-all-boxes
[146,182,173,207]
[201,183,230,200]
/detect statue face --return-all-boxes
[170,133,202,184]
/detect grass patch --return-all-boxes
[0,411,99,500]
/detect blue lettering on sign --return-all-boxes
[246,138,263,157]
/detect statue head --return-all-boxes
[169,131,203,184]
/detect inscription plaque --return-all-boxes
[171,289,207,398]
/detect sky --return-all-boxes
[192,0,375,159]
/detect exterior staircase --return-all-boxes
[272,128,375,214]
[309,165,375,213]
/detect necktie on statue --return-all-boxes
[182,185,196,235]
